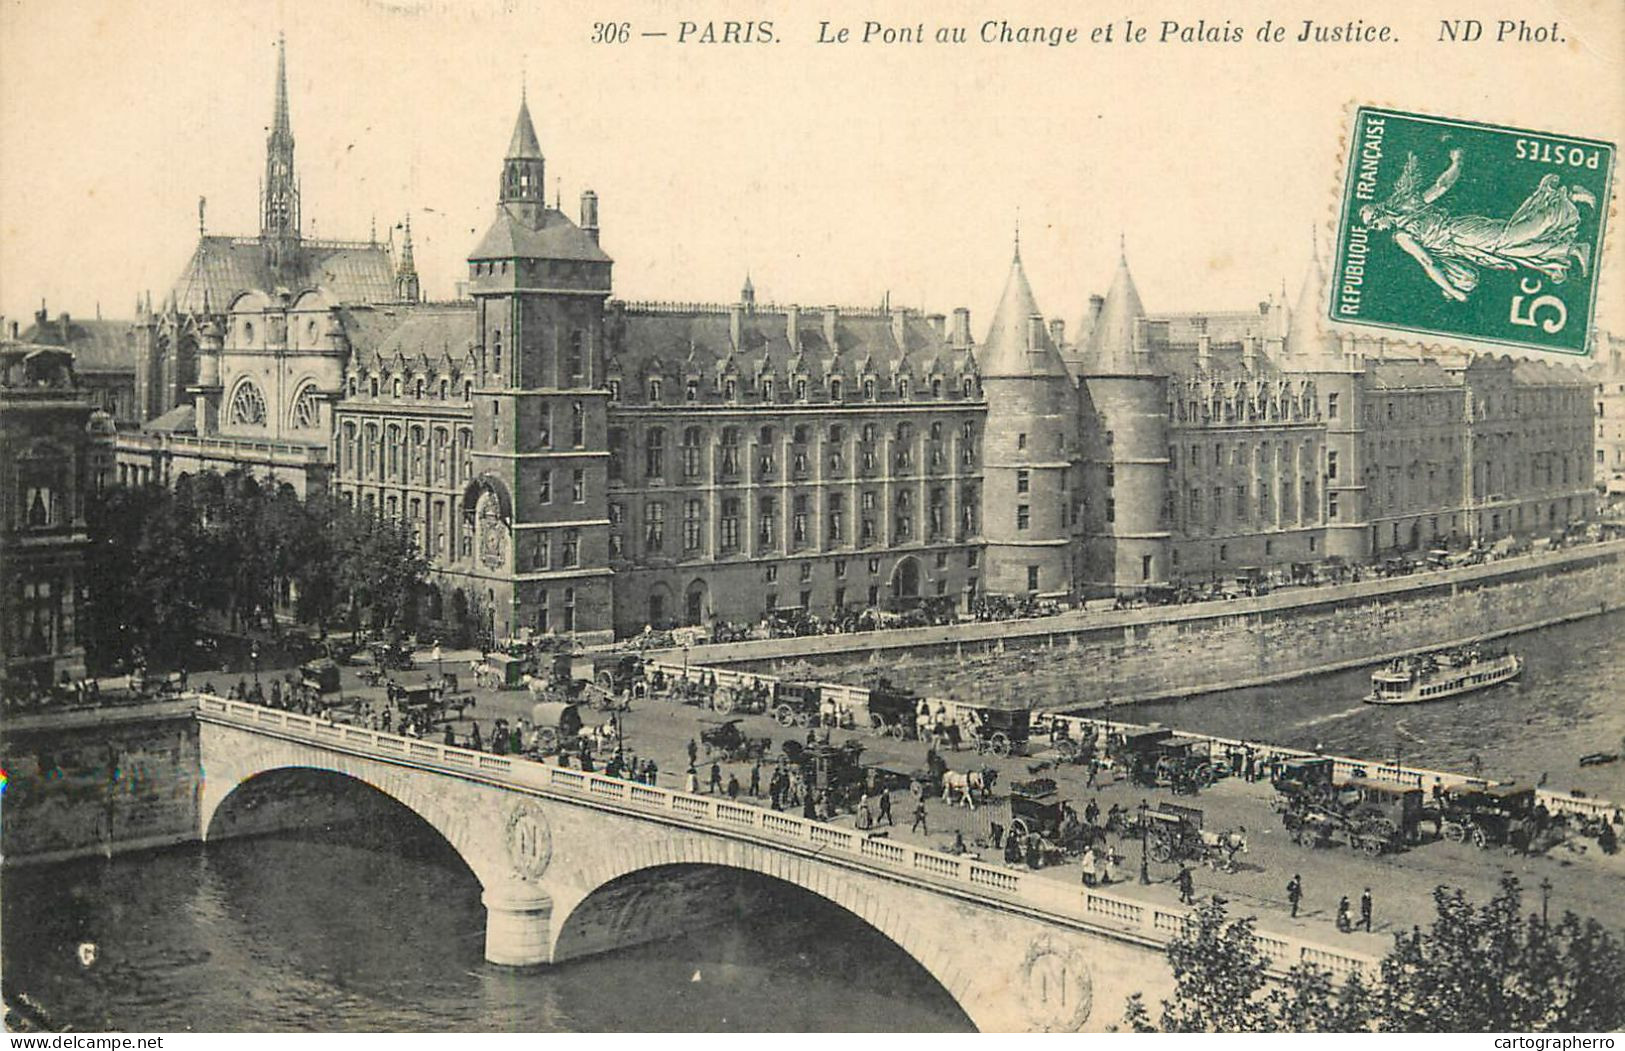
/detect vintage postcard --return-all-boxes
[1,0,1622,1039]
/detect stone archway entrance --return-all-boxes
[684,579,709,627]
[890,556,921,604]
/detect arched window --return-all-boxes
[289,383,320,430]
[570,400,585,446]
[392,378,402,398]
[830,377,843,401]
[228,379,268,426]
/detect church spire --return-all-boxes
[261,33,301,270]
[395,214,420,302]
[499,87,546,226]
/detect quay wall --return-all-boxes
[0,701,201,866]
[663,541,1625,708]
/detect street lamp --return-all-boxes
[1540,877,1553,926]
[250,643,260,693]
[1138,798,1151,885]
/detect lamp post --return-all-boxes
[1138,798,1151,885]
[250,643,260,693]
[1540,877,1553,926]
[682,644,690,678]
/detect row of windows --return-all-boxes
[608,421,977,484]
[608,373,978,405]
[338,420,475,487]
[349,373,474,403]
[608,488,978,557]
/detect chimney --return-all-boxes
[1049,318,1065,347]
[1088,295,1105,323]
[579,190,600,244]
[1243,335,1258,372]
[890,307,908,351]
[1027,314,1044,351]
[35,299,47,327]
[927,313,946,341]
[823,306,838,351]
[951,307,971,348]
[730,304,745,351]
[59,312,71,343]
[786,305,801,352]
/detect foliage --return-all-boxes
[1121,878,1624,1033]
[83,469,431,672]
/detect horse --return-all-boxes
[941,767,999,808]
[1199,826,1248,872]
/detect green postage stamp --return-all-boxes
[1331,106,1613,356]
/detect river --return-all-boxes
[1,817,973,1032]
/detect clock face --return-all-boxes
[478,492,508,569]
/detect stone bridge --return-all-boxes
[195,695,1374,1032]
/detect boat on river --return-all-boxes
[1365,647,1523,705]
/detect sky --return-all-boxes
[1,0,1621,339]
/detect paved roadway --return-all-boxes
[259,650,1624,955]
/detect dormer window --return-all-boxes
[348,377,357,396]
[796,379,807,401]
[686,379,699,402]
[932,378,942,399]
[393,378,402,398]
[725,379,737,400]
[415,378,425,399]
[962,377,974,398]
[830,378,843,401]
[863,379,876,400]
[608,379,621,401]
[898,378,909,399]
[439,379,449,399]
[762,378,774,402]
[369,377,379,397]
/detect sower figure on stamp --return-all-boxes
[1362,150,1596,302]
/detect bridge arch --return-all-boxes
[543,834,980,1023]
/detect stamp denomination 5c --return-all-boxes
[1331,106,1613,356]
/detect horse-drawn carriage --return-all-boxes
[388,678,477,724]
[299,658,342,695]
[698,718,773,762]
[1275,776,1420,856]
[1007,778,1090,854]
[528,701,584,754]
[1436,782,1544,849]
[770,681,824,726]
[963,701,1032,757]
[782,739,872,811]
[863,674,924,739]
[1111,728,1217,793]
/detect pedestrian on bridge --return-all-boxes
[878,791,893,826]
[687,738,698,766]
[911,799,928,835]
[1084,798,1100,827]
[1336,895,1352,933]
[1360,887,1373,932]
[1176,865,1195,905]
[1080,846,1098,887]
[1287,874,1303,918]
[685,766,699,794]
[727,774,741,800]
[708,762,723,794]
[749,760,762,798]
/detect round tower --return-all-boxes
[1076,247,1170,595]
[978,238,1078,598]
[190,307,225,435]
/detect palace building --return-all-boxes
[112,42,1597,643]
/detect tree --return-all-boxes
[1377,878,1625,1032]
[1121,879,1624,1033]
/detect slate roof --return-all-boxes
[1079,252,1147,372]
[604,304,972,395]
[342,303,479,373]
[979,250,1067,379]
[168,236,398,315]
[468,206,612,263]
[19,317,136,373]
[148,403,196,433]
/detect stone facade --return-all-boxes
[1,343,115,688]
[102,41,1597,640]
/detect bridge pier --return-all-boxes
[482,882,554,967]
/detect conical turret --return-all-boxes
[499,88,546,225]
[1284,231,1340,361]
[979,238,1068,379]
[1081,240,1146,374]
